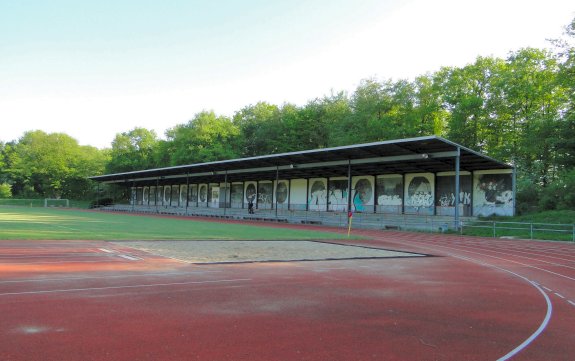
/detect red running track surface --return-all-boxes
[0,225,574,361]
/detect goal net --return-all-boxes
[44,198,70,207]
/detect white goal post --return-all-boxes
[44,198,70,207]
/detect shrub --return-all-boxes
[0,183,12,198]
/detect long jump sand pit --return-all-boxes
[113,240,425,264]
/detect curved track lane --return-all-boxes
[0,227,574,361]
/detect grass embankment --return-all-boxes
[462,210,575,242]
[0,206,350,241]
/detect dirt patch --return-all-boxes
[113,240,424,264]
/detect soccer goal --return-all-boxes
[44,198,70,207]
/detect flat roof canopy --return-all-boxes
[90,136,513,186]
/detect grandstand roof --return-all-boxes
[90,136,513,185]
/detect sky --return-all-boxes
[1,0,574,149]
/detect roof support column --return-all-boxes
[96,183,100,208]
[224,172,228,216]
[185,174,189,214]
[275,166,279,218]
[347,159,352,214]
[326,177,330,212]
[373,174,377,214]
[256,182,259,210]
[454,147,461,230]
[401,174,405,215]
[288,179,291,211]
[131,180,135,211]
[155,178,159,212]
[306,178,310,212]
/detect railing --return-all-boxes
[102,204,575,242]
[461,220,575,242]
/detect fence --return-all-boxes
[461,220,575,242]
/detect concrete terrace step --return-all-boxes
[101,204,474,233]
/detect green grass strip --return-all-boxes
[0,207,352,241]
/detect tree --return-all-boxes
[413,74,449,136]
[552,18,575,171]
[4,130,107,199]
[501,48,565,185]
[233,102,281,157]
[166,111,239,165]
[437,57,506,152]
[107,127,159,173]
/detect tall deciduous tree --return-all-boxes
[233,102,281,157]
[107,127,159,173]
[5,131,107,198]
[165,111,239,165]
[502,48,564,185]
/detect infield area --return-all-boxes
[0,207,574,361]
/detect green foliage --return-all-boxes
[106,127,159,173]
[2,131,107,199]
[233,102,281,156]
[0,183,11,198]
[506,209,575,224]
[166,111,239,165]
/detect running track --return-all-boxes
[0,223,574,360]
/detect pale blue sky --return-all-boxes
[1,0,574,148]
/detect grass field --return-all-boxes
[0,207,352,241]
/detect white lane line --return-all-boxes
[447,254,553,361]
[543,286,553,292]
[390,240,553,361]
[405,239,575,282]
[0,271,223,284]
[554,293,565,299]
[98,248,114,253]
[118,254,140,261]
[451,242,575,263]
[0,278,252,297]
[568,300,575,307]
[433,242,575,268]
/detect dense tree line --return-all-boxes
[1,19,574,213]
[0,131,107,199]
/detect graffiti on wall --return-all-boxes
[258,183,273,207]
[211,187,219,207]
[164,186,171,205]
[308,180,327,211]
[171,186,179,206]
[406,176,433,207]
[245,183,256,202]
[230,184,243,205]
[474,173,513,216]
[199,185,207,203]
[376,176,402,206]
[436,176,471,207]
[353,178,373,212]
[276,181,288,204]
[328,180,348,211]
